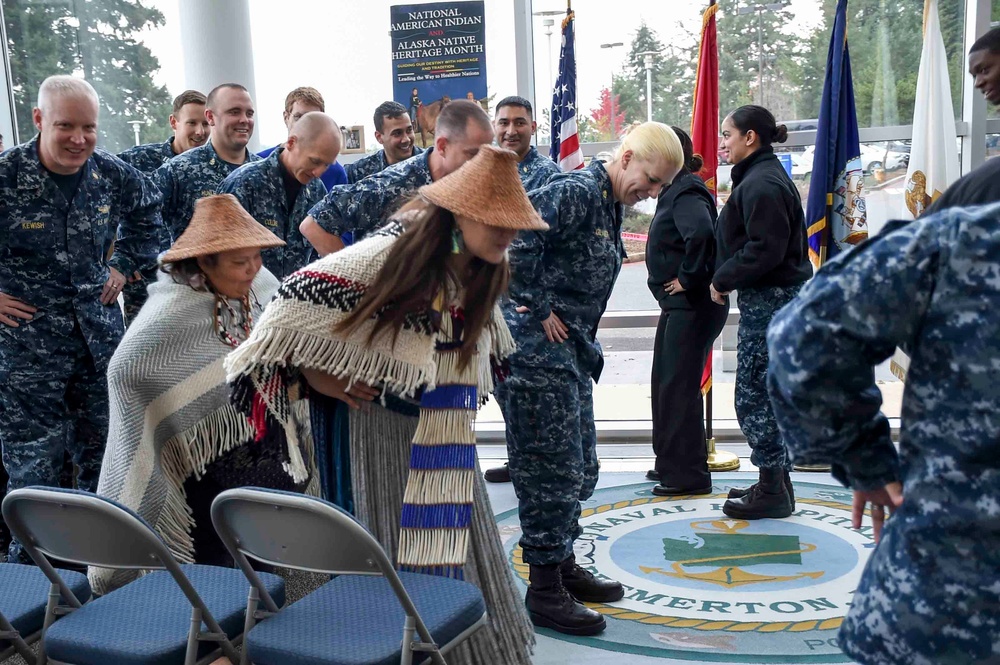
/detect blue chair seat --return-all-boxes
[44,564,285,665]
[247,571,485,665]
[0,562,91,637]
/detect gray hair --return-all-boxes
[36,75,99,114]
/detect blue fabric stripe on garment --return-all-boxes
[409,444,477,470]
[400,563,465,580]
[419,384,478,410]
[400,503,473,529]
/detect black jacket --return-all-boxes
[645,170,717,309]
[713,147,812,293]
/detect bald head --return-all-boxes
[36,75,99,116]
[283,112,341,185]
[290,112,342,152]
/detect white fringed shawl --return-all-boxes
[89,268,286,594]
[225,224,516,417]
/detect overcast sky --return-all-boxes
[141,0,823,148]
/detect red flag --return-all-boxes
[690,1,719,395]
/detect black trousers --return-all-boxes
[650,302,728,488]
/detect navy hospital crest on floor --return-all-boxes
[495,475,876,663]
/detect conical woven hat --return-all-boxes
[162,193,285,262]
[419,145,549,231]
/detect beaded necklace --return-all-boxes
[213,290,254,348]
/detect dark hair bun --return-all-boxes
[687,153,705,172]
[773,124,789,144]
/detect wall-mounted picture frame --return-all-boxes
[341,125,365,154]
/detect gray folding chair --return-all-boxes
[2,486,285,665]
[211,487,488,665]
[0,561,92,664]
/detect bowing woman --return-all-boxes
[645,126,728,496]
[226,146,546,665]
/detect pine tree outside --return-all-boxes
[3,0,173,152]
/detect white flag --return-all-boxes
[894,0,959,381]
[901,0,960,219]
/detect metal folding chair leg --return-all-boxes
[0,611,36,664]
[185,607,202,665]
[240,586,260,665]
[37,581,64,664]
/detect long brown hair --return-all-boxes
[336,197,510,367]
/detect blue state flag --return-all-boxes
[806,0,868,269]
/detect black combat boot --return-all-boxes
[526,563,607,635]
[722,468,792,519]
[728,470,794,511]
[483,463,511,483]
[560,554,625,602]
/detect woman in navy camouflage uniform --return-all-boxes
[711,105,811,520]
[497,122,685,636]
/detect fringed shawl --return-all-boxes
[225,224,516,574]
[90,268,288,594]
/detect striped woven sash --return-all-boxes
[398,307,478,579]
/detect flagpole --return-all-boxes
[706,0,716,450]
[692,0,738,472]
[796,0,865,473]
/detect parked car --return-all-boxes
[887,140,911,167]
[780,119,820,133]
[791,143,907,178]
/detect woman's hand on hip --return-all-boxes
[664,278,686,295]
[710,284,730,305]
[517,305,569,343]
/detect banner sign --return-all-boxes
[391,1,487,126]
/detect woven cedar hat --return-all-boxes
[418,145,549,231]
[162,194,285,262]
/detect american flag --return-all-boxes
[549,9,584,171]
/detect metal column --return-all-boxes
[961,0,992,174]
[177,0,259,150]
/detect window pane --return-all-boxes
[988,0,1000,119]
[719,139,961,235]
[988,133,1000,159]
[3,0,181,152]
[533,0,966,144]
[248,0,514,150]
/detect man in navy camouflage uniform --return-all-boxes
[117,89,208,323]
[344,101,422,184]
[118,90,209,173]
[300,99,494,256]
[154,83,259,242]
[258,87,348,192]
[495,123,683,636]
[767,203,1000,665]
[494,96,559,192]
[219,112,341,279]
[482,95,563,485]
[0,76,161,562]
